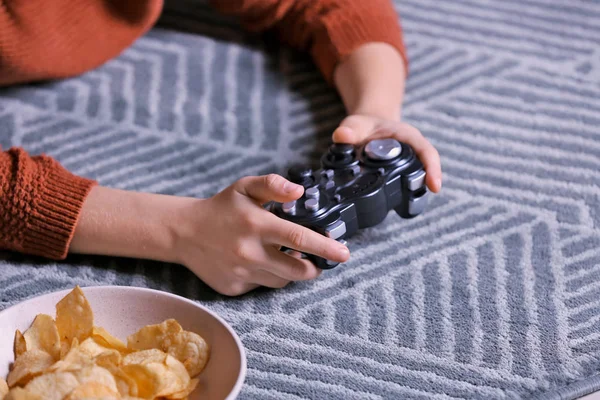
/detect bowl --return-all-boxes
[0,285,246,400]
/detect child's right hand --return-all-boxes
[172,174,351,296]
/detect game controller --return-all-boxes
[267,138,429,269]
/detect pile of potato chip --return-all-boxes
[0,286,210,400]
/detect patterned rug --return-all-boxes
[1,0,599,398]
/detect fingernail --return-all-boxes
[435,178,442,191]
[284,181,302,193]
[338,245,350,257]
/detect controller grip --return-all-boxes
[280,247,340,269]
[307,254,339,270]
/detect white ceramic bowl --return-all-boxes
[0,286,246,400]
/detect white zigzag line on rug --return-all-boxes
[248,352,467,400]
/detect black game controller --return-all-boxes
[267,138,429,269]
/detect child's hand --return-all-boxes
[173,174,350,296]
[332,115,442,193]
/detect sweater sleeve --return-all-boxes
[209,0,408,83]
[0,148,97,259]
[0,0,163,86]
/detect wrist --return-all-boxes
[70,186,191,264]
[334,43,406,122]
[350,102,402,122]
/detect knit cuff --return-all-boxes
[311,4,408,85]
[22,167,97,260]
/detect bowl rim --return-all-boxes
[0,285,247,400]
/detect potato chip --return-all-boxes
[13,331,26,360]
[24,371,79,400]
[0,377,8,397]
[166,378,198,400]
[73,365,118,394]
[121,350,189,398]
[149,353,189,397]
[93,349,122,369]
[122,349,166,367]
[7,350,54,388]
[3,387,42,400]
[126,319,209,377]
[77,338,113,359]
[92,327,129,354]
[126,320,182,352]
[103,364,138,398]
[55,286,94,346]
[166,331,209,377]
[119,364,157,399]
[3,287,209,400]
[22,314,61,361]
[48,345,94,374]
[65,380,121,400]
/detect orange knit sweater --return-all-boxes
[0,0,407,259]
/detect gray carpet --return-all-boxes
[1,0,599,398]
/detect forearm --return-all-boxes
[69,186,190,263]
[333,43,406,121]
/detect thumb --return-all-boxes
[235,174,304,204]
[332,116,378,144]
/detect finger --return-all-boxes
[337,122,442,193]
[263,247,322,281]
[263,215,350,263]
[250,269,291,289]
[216,282,259,297]
[332,117,377,144]
[234,174,304,203]
[282,249,303,259]
[383,124,442,193]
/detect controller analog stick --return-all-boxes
[287,165,313,185]
[365,139,402,161]
[328,143,355,164]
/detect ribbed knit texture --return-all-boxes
[0,0,164,85]
[0,0,406,260]
[0,148,97,259]
[210,0,408,83]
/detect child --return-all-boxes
[0,0,441,296]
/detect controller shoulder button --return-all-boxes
[325,220,346,240]
[405,169,426,191]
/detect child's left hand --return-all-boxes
[332,114,442,193]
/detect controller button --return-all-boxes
[408,191,429,216]
[377,167,385,176]
[282,201,297,214]
[365,138,402,160]
[325,180,335,190]
[305,186,320,199]
[325,220,346,240]
[350,165,361,176]
[322,169,335,180]
[305,198,319,212]
[334,194,342,203]
[405,170,426,191]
